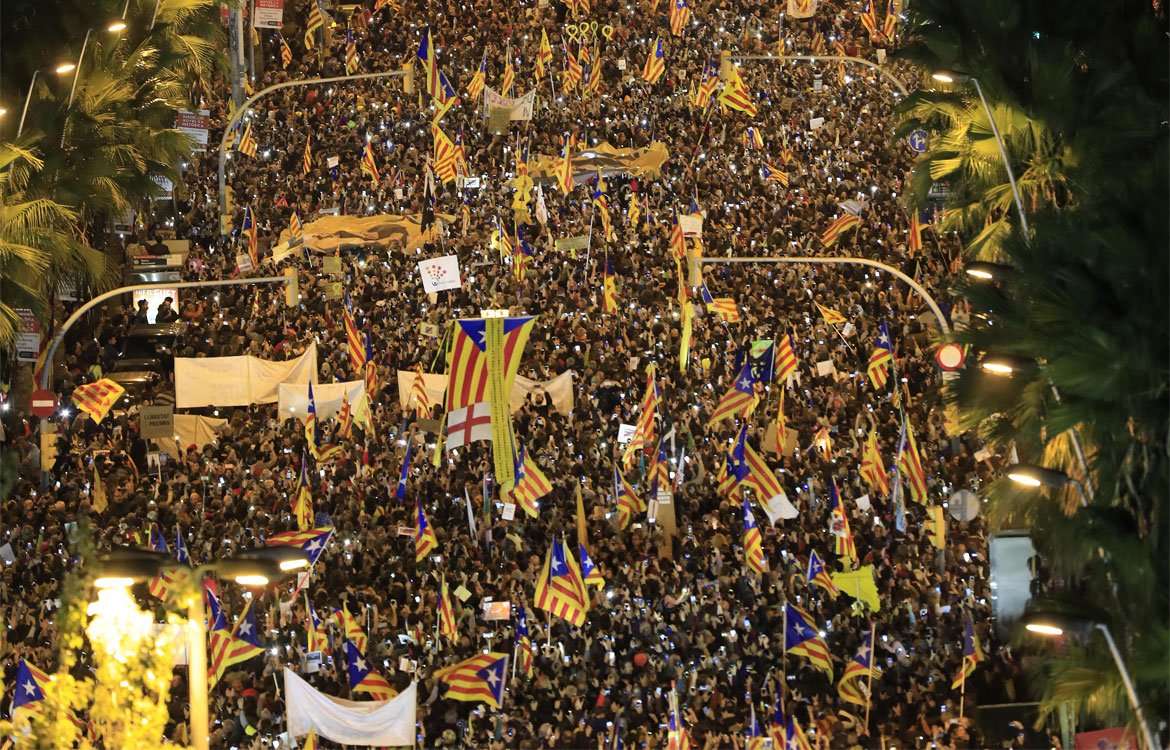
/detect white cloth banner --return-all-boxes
[175,343,318,408]
[762,490,799,525]
[284,669,415,747]
[396,370,575,416]
[417,255,462,292]
[483,86,536,120]
[278,380,365,423]
[151,415,227,459]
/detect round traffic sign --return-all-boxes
[29,389,58,418]
[908,130,928,153]
[935,343,966,371]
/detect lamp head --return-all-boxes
[1020,611,1096,638]
[55,63,77,74]
[979,353,1037,376]
[1007,464,1072,489]
[964,261,1015,281]
[108,21,127,32]
[932,71,970,84]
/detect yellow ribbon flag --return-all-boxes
[485,317,535,487]
[679,299,694,371]
[926,505,946,549]
[830,565,881,612]
[576,483,588,548]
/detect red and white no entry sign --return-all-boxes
[935,343,966,371]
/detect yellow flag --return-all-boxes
[576,483,588,548]
[679,299,694,371]
[91,467,107,513]
[830,565,881,612]
[926,505,945,549]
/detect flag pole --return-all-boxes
[959,663,967,719]
[864,620,875,734]
[780,603,787,703]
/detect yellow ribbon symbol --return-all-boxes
[602,24,614,39]
[587,21,599,38]
[565,24,580,42]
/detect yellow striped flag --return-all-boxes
[815,302,847,325]
[435,652,509,707]
[718,66,758,116]
[237,121,257,157]
[820,213,861,246]
[555,135,574,193]
[776,333,798,382]
[860,431,890,496]
[279,35,293,68]
[439,574,458,642]
[613,463,645,530]
[360,140,379,185]
[71,379,125,423]
[336,602,367,654]
[908,210,924,254]
[414,499,437,562]
[743,499,767,574]
[512,444,552,517]
[302,137,313,175]
[534,538,588,625]
[467,53,486,100]
[304,1,323,49]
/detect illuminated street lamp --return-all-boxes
[95,546,306,750]
[964,261,1015,281]
[1021,612,1156,750]
[1006,463,1089,507]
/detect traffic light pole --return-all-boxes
[217,69,410,218]
[37,275,295,484]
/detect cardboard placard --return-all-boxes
[304,651,323,674]
[617,423,637,443]
[139,405,175,440]
[453,585,472,602]
[554,235,591,251]
[324,281,343,300]
[419,321,440,337]
[236,253,255,272]
[397,525,416,537]
[482,600,511,620]
[502,502,517,520]
[321,256,342,275]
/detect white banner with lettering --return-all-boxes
[483,86,536,121]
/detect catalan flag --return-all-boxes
[718,65,758,116]
[345,640,396,699]
[861,430,890,496]
[860,0,878,35]
[501,57,515,94]
[292,455,313,530]
[882,0,899,40]
[439,573,458,642]
[698,58,719,102]
[642,37,666,84]
[434,652,509,707]
[344,27,358,75]
[828,480,858,561]
[363,332,379,399]
[415,499,437,562]
[395,439,412,500]
[646,437,671,498]
[206,582,233,688]
[951,613,984,689]
[336,602,367,655]
[907,209,924,254]
[267,526,334,566]
[555,134,574,193]
[896,420,929,504]
[343,296,366,371]
[304,1,323,49]
[784,602,833,676]
[807,549,839,597]
[668,207,686,259]
[810,32,826,55]
[614,463,644,530]
[305,383,342,462]
[603,256,618,314]
[416,25,441,99]
[729,423,786,505]
[762,163,788,185]
[621,367,660,469]
[838,629,881,705]
[669,0,691,34]
[445,316,536,412]
[711,362,758,422]
[534,538,588,626]
[717,451,744,502]
[815,301,847,325]
[516,605,535,678]
[579,542,606,588]
[699,282,740,322]
[867,321,895,389]
[594,174,614,242]
[241,204,258,267]
[745,127,764,149]
[467,52,486,100]
[820,213,861,246]
[742,499,767,574]
[360,140,379,185]
[302,137,313,174]
[11,660,49,715]
[223,599,265,668]
[433,124,458,183]
[432,71,458,123]
[145,524,174,599]
[302,728,319,750]
[237,120,257,156]
[627,191,642,227]
[279,34,293,68]
[667,703,692,750]
[290,211,303,239]
[408,364,431,417]
[776,332,799,382]
[538,29,554,78]
[305,596,328,654]
[512,444,552,517]
[563,46,582,89]
[771,706,813,750]
[747,702,764,750]
[71,378,125,423]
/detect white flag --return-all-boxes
[762,491,799,525]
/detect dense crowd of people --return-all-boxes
[0,0,1034,747]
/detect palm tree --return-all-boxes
[898,0,1169,737]
[0,143,105,347]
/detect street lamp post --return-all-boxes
[16,71,39,139]
[96,548,308,750]
[1006,463,1089,507]
[931,72,1030,241]
[1022,613,1158,750]
[216,70,409,218]
[692,255,951,334]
